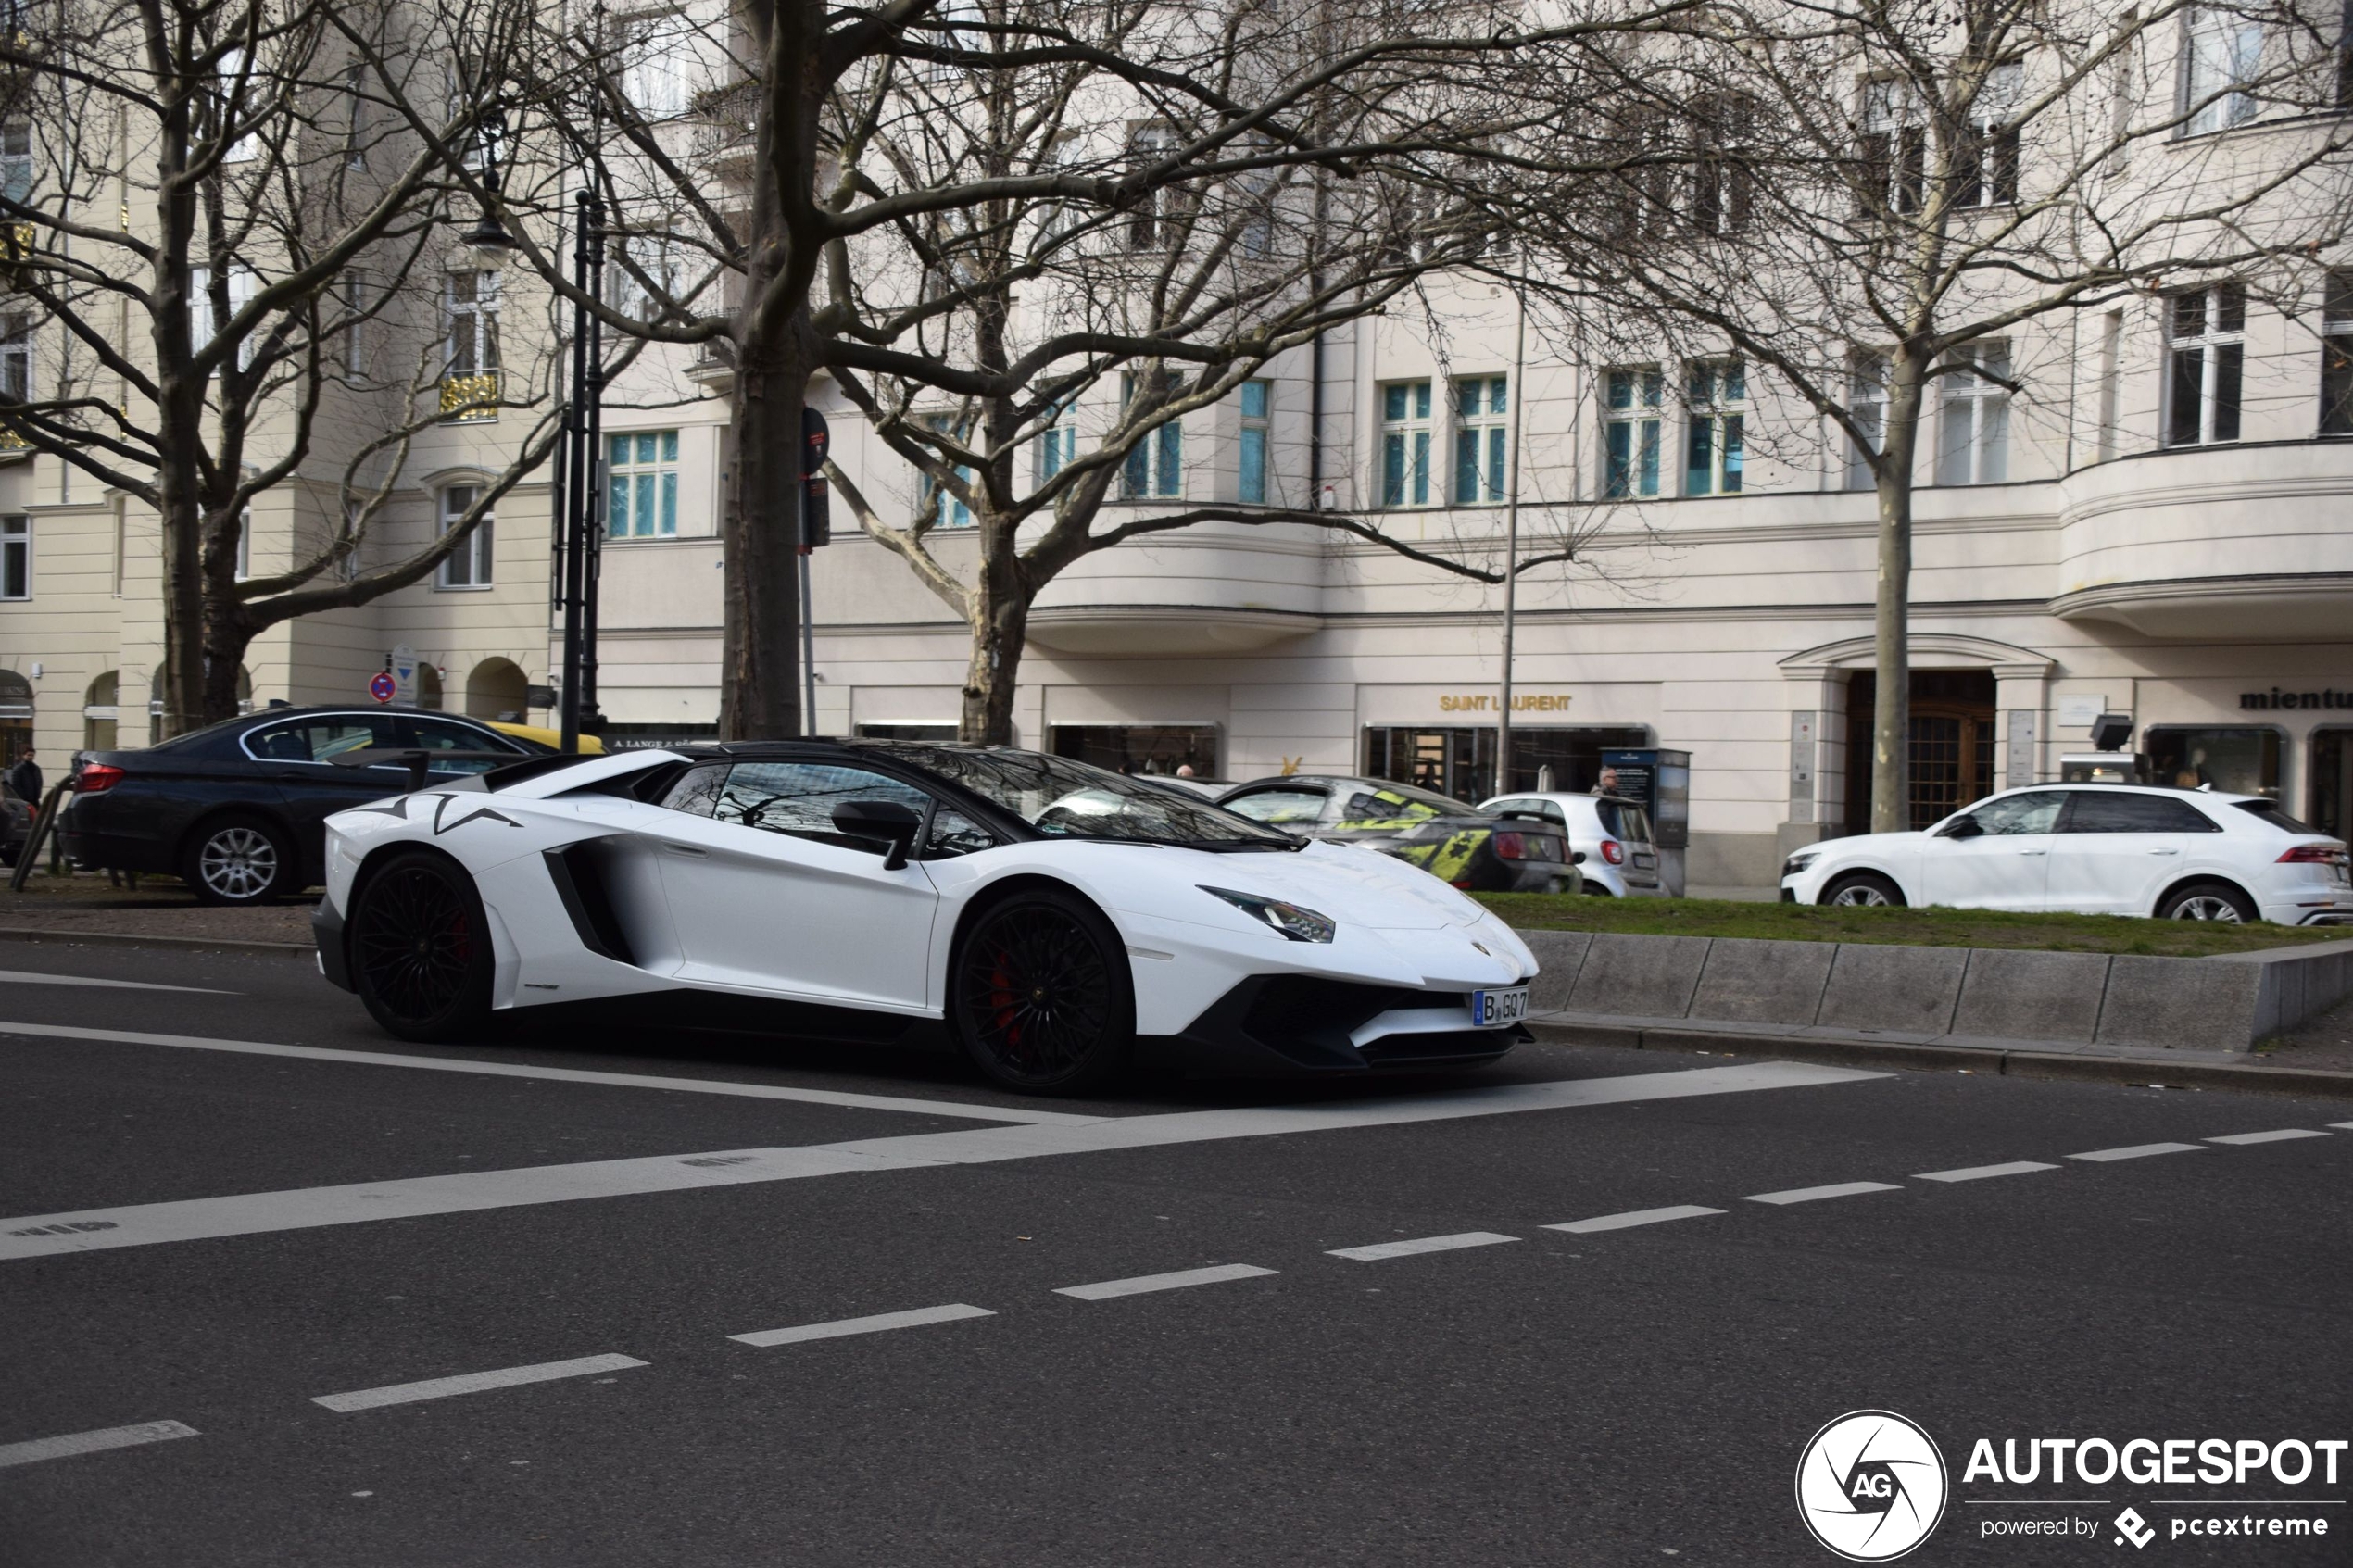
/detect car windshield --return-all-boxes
[2234,799,2319,834]
[872,745,1293,847]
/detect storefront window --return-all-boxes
[2145,726,2280,798]
[1363,725,1651,802]
[1051,724,1219,778]
[855,722,956,741]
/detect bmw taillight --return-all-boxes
[1494,831,1527,861]
[2278,844,2348,865]
[74,764,124,794]
[1600,839,1625,866]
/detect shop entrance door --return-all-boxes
[2312,730,2353,842]
[1845,671,1997,831]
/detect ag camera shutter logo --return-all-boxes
[1794,1410,1950,1561]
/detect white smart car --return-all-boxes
[1478,791,1664,896]
[311,741,1538,1092]
[1780,784,2352,923]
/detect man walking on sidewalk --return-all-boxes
[6,747,39,805]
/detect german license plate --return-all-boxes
[1470,987,1529,1027]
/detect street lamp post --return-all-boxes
[1496,280,1527,798]
[557,189,606,753]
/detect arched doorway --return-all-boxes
[416,663,444,710]
[82,671,119,750]
[464,658,528,721]
[148,664,253,742]
[1846,670,1996,831]
[0,670,31,768]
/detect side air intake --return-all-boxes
[543,843,636,966]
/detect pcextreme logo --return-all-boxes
[1795,1410,1951,1562]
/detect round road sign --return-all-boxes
[369,671,396,704]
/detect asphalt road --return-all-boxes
[0,938,2347,1567]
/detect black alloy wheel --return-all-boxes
[348,850,494,1041]
[951,890,1134,1094]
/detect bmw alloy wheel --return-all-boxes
[197,825,280,902]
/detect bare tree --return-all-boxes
[496,0,1705,739]
[0,0,563,733]
[1495,0,2353,830]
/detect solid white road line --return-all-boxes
[1055,1263,1277,1300]
[0,1060,1885,1261]
[0,1020,1101,1126]
[0,1420,199,1470]
[0,970,230,994]
[2205,1129,2330,1146]
[1327,1231,1517,1261]
[1543,1205,1725,1235]
[1743,1181,1905,1206]
[2068,1142,2207,1163]
[1913,1160,2060,1183]
[311,1353,647,1413]
[729,1303,994,1348]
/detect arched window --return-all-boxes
[464,657,527,721]
[82,671,119,750]
[416,662,444,710]
[147,663,253,741]
[0,669,31,769]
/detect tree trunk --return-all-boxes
[958,550,1029,746]
[155,479,208,739]
[1869,355,1925,834]
[201,605,253,723]
[719,337,808,739]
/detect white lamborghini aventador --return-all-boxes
[311,742,1540,1093]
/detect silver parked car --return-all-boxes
[1479,792,1663,896]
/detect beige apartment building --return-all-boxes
[4,18,2351,891]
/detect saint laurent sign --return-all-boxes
[1438,693,1574,713]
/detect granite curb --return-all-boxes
[0,927,315,959]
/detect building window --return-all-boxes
[344,64,367,169]
[0,313,28,409]
[2322,270,2353,435]
[1453,376,1508,504]
[1957,61,2023,207]
[608,431,679,537]
[1935,343,2010,484]
[1119,375,1182,498]
[1603,367,1662,499]
[2182,6,2262,136]
[339,274,367,378]
[2147,726,2280,797]
[1690,92,1752,234]
[1379,379,1433,508]
[436,484,493,588]
[1239,379,1271,504]
[1126,124,1177,250]
[1846,355,1887,492]
[1858,77,1925,216]
[1036,397,1078,486]
[0,120,28,207]
[443,270,499,420]
[918,413,976,525]
[233,506,251,580]
[623,13,690,119]
[189,264,258,372]
[610,232,680,320]
[1684,359,1744,496]
[2165,283,2245,446]
[0,515,26,599]
[217,48,261,163]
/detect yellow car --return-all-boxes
[485,721,606,755]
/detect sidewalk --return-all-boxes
[0,874,313,950]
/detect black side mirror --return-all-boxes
[1940,816,1983,840]
[833,799,924,870]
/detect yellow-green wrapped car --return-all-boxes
[1217,775,1580,894]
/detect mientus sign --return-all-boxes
[2240,687,2353,710]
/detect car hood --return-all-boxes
[1174,838,1485,930]
[1811,830,1930,862]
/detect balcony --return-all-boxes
[438,370,500,422]
[1026,519,1324,656]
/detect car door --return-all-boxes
[241,712,407,861]
[2045,791,2213,914]
[401,715,535,781]
[1915,790,2067,909]
[640,758,944,1010]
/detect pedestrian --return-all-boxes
[6,747,40,805]
[1176,763,1195,779]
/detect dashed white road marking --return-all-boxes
[1543,1205,1725,1235]
[730,1303,994,1348]
[2331,1122,2353,1132]
[0,970,230,994]
[0,1420,200,1470]
[2205,1129,2329,1146]
[1914,1160,2060,1183]
[1327,1231,1517,1261]
[0,1060,1882,1261]
[312,1353,647,1412]
[2069,1142,2207,1163]
[1054,1263,1277,1300]
[1743,1181,1904,1206]
[0,1019,1098,1126]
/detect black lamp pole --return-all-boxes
[558,189,605,752]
